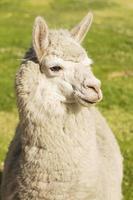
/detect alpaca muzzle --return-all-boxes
[81,85,103,103]
[73,81,103,106]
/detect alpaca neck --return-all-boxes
[19,103,95,151]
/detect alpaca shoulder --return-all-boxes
[91,107,123,179]
[91,107,121,152]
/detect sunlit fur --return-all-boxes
[1,13,123,200]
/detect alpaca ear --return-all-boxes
[32,16,49,61]
[70,12,93,43]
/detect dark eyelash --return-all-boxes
[50,66,62,72]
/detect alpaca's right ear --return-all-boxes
[32,16,49,61]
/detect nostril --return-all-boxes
[86,85,99,93]
[87,85,96,91]
[83,79,101,91]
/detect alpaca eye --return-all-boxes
[50,66,62,72]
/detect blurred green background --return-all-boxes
[0,0,133,199]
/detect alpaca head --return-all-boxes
[32,13,102,107]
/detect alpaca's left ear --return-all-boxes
[70,12,93,43]
[32,16,49,61]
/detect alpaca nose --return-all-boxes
[84,78,101,90]
[84,79,102,101]
[87,81,101,93]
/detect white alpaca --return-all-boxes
[1,12,123,200]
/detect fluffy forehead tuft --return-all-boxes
[47,29,89,63]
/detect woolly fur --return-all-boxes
[1,14,123,200]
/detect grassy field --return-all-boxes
[0,0,133,199]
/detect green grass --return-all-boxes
[0,0,133,199]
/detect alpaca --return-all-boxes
[1,12,123,200]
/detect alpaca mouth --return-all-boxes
[75,94,97,106]
[80,97,96,104]
[73,87,102,106]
